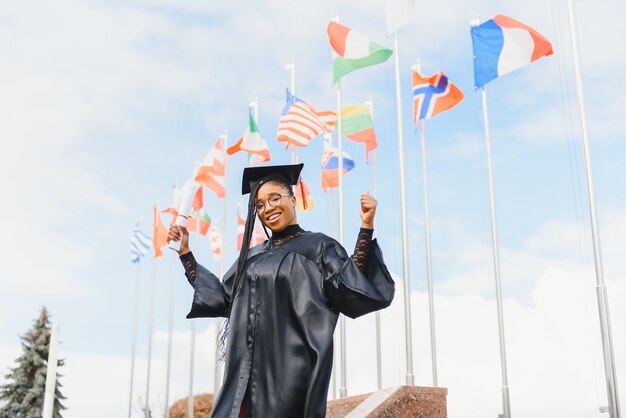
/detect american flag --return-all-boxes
[412,71,464,123]
[277,90,336,148]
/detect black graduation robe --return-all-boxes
[184,230,395,418]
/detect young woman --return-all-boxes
[168,163,394,418]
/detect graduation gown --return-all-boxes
[184,230,395,418]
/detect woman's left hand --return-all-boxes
[360,191,376,229]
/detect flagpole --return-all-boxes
[164,183,178,418]
[480,84,511,418]
[337,78,348,399]
[188,163,201,418]
[364,97,382,390]
[42,324,60,418]
[250,98,259,125]
[392,33,415,386]
[412,60,439,387]
[419,118,438,387]
[566,1,620,416]
[128,220,142,418]
[215,130,228,395]
[286,59,297,163]
[332,13,348,398]
[323,132,338,400]
[145,203,159,418]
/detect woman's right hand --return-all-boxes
[168,223,190,256]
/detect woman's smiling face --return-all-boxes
[255,181,297,232]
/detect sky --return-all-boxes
[0,0,625,417]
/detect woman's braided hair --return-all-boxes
[217,173,294,360]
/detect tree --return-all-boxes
[0,307,66,418]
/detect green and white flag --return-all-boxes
[327,21,393,83]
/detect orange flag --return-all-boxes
[152,206,169,258]
[295,178,314,211]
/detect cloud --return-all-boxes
[2,266,620,417]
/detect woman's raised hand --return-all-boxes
[168,223,191,256]
[360,191,376,229]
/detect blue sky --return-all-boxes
[1,0,625,417]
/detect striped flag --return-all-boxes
[412,71,464,123]
[236,210,267,251]
[471,15,553,87]
[209,224,222,261]
[130,224,152,263]
[277,89,336,149]
[152,206,169,258]
[195,137,226,198]
[321,141,355,191]
[385,0,416,35]
[342,105,378,161]
[187,208,211,236]
[295,177,314,211]
[162,178,201,220]
[227,111,271,166]
[327,21,393,83]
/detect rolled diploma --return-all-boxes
[168,181,196,251]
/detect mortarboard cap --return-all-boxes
[241,163,304,195]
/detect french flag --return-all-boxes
[471,14,553,87]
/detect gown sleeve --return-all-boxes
[322,233,395,319]
[180,251,238,319]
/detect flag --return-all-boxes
[130,224,151,263]
[342,105,378,161]
[236,210,267,251]
[152,206,169,258]
[385,0,416,35]
[227,111,271,165]
[295,178,314,211]
[187,208,211,235]
[162,178,200,219]
[209,225,222,260]
[412,71,464,123]
[471,14,553,88]
[327,21,393,83]
[321,142,355,191]
[277,90,336,148]
[195,137,226,198]
[186,187,211,235]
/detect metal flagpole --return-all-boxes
[145,204,159,417]
[419,119,438,387]
[412,60,439,387]
[286,59,297,164]
[392,33,415,386]
[128,222,142,418]
[188,319,196,418]
[364,97,382,390]
[188,163,201,418]
[250,98,259,126]
[479,85,511,418]
[323,131,338,400]
[566,1,620,416]
[42,324,60,418]
[164,183,178,418]
[332,12,348,398]
[337,78,348,399]
[215,130,228,395]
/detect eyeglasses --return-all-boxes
[255,193,292,214]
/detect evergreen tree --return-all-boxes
[0,307,66,418]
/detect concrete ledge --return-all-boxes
[327,386,447,418]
